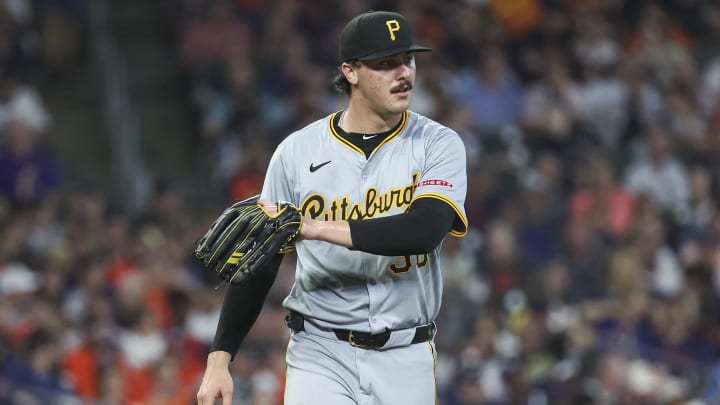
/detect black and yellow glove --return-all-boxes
[194,195,302,284]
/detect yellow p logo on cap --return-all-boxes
[385,19,400,41]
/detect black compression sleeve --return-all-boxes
[348,198,456,256]
[210,253,283,360]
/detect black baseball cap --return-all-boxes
[339,11,432,62]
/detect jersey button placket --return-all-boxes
[360,160,378,334]
[360,162,368,183]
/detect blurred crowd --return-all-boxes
[2,0,720,404]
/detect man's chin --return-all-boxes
[389,100,411,113]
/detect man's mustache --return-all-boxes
[391,81,413,93]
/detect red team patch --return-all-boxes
[417,179,453,188]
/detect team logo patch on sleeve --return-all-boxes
[417,179,453,188]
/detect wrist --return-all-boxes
[207,351,232,369]
[301,217,321,240]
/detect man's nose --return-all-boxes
[396,63,411,79]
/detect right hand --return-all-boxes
[197,352,233,405]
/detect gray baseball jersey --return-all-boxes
[261,110,468,333]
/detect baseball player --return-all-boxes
[197,10,467,405]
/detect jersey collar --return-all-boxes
[328,110,408,157]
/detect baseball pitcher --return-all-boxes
[197,10,468,405]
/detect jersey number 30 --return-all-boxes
[389,254,429,274]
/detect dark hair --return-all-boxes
[331,61,360,95]
[332,71,350,94]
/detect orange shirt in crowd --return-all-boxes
[62,343,99,401]
[569,188,635,239]
[489,0,544,38]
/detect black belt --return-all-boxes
[285,311,434,349]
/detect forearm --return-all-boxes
[210,253,283,359]
[301,218,353,247]
[300,198,456,256]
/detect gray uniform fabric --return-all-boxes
[261,110,467,332]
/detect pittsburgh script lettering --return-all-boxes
[301,172,420,221]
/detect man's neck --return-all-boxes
[341,103,404,134]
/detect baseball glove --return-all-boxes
[193,195,302,284]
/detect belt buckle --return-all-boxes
[348,330,360,347]
[348,330,371,348]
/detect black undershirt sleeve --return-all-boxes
[210,253,283,360]
[348,198,457,256]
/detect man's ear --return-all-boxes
[341,62,359,86]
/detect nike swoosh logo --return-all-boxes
[309,160,332,172]
[363,134,378,140]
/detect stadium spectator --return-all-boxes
[623,123,690,221]
[0,117,59,208]
[449,45,524,136]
